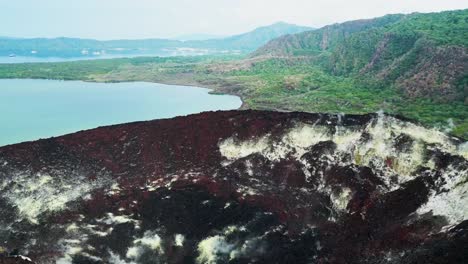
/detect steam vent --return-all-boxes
[1,110,467,263]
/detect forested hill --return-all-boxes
[0,22,312,57]
[253,10,468,104]
[0,10,466,137]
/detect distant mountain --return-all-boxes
[0,22,313,57]
[253,15,405,56]
[0,37,182,57]
[231,22,314,47]
[0,36,20,39]
[190,22,314,50]
[172,34,225,41]
[253,10,468,103]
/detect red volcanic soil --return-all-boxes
[0,110,467,264]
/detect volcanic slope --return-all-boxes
[0,110,467,263]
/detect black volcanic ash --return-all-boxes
[0,110,467,263]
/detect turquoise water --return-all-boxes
[0,55,135,64]
[0,54,167,64]
[0,79,242,146]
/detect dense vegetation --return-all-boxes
[255,10,467,102]
[0,10,466,138]
[0,56,235,80]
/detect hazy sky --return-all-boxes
[1,0,467,39]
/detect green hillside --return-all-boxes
[253,14,405,56]
[254,10,468,103]
[0,10,466,137]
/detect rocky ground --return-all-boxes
[0,110,467,263]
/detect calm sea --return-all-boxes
[0,79,242,146]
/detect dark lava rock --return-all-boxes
[0,256,33,264]
[0,110,467,264]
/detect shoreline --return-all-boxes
[0,76,249,110]
[2,77,466,141]
[0,78,244,147]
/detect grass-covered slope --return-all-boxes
[253,14,405,56]
[1,54,466,138]
[0,10,466,138]
[254,10,468,104]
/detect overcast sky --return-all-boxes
[1,0,467,39]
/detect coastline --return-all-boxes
[0,75,249,110]
[0,78,243,147]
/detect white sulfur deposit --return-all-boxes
[126,231,164,260]
[417,165,468,225]
[0,172,109,224]
[219,113,468,225]
[196,235,235,264]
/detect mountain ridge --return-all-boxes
[252,9,468,104]
[0,22,313,57]
[0,10,466,137]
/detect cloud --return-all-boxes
[0,0,466,39]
